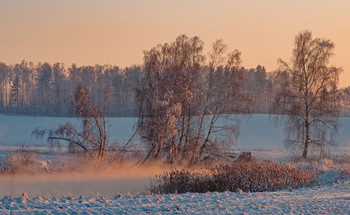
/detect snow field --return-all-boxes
[1,180,350,214]
[0,114,350,213]
[0,114,349,160]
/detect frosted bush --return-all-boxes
[150,161,316,194]
[0,147,45,173]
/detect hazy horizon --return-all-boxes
[1,0,349,87]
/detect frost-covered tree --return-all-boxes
[36,63,53,114]
[0,63,10,110]
[136,35,204,163]
[10,75,21,112]
[339,87,350,114]
[51,63,69,115]
[18,61,36,114]
[273,30,341,159]
[136,35,251,165]
[7,61,36,114]
[245,65,270,113]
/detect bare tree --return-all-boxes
[273,30,341,159]
[33,83,111,159]
[189,40,252,164]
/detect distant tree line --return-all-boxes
[0,53,349,117]
[0,61,141,116]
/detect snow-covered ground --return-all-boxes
[0,114,349,161]
[0,114,350,214]
[0,115,137,147]
[1,180,350,214]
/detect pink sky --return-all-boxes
[0,0,349,87]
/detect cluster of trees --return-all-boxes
[0,62,141,116]
[2,31,350,161]
[339,86,350,114]
[136,36,251,164]
[136,31,348,162]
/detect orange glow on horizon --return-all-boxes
[0,0,349,87]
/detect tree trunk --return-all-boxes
[302,116,310,159]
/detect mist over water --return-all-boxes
[0,165,166,198]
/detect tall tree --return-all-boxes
[136,34,205,163]
[10,75,21,112]
[36,63,53,114]
[51,63,68,115]
[0,63,10,111]
[13,61,35,114]
[273,31,341,159]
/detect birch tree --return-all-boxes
[274,31,341,159]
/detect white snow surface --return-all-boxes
[0,114,350,214]
[1,181,350,214]
[0,114,349,148]
[0,114,349,162]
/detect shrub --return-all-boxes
[0,147,46,173]
[150,161,316,194]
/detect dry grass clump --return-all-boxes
[150,161,316,194]
[0,147,46,173]
[333,153,350,165]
